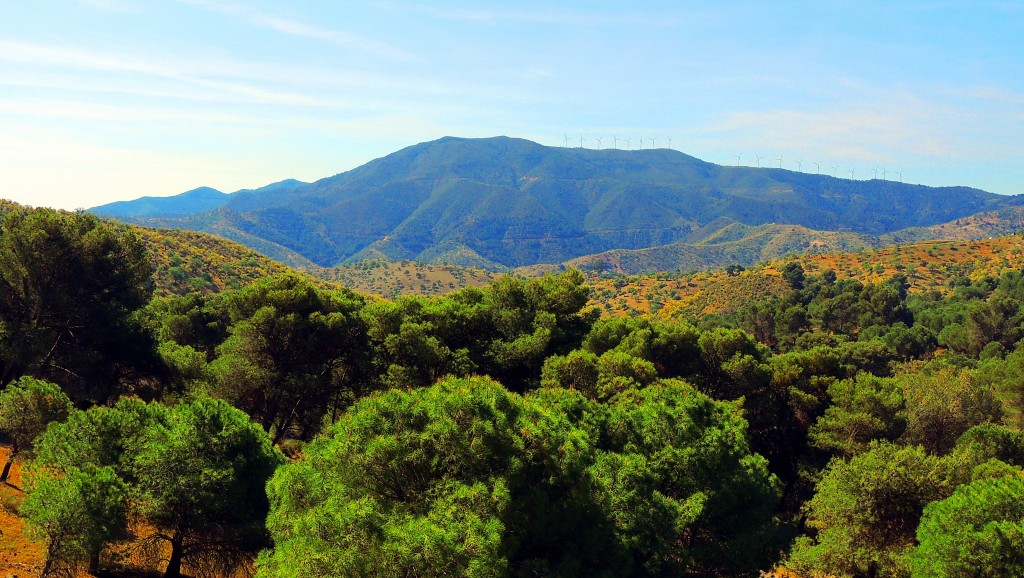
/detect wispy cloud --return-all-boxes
[371,1,687,27]
[177,0,416,62]
[944,85,1024,105]
[693,84,1024,175]
[0,40,348,107]
[75,0,137,12]
[0,38,539,111]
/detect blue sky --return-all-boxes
[1,1,1022,209]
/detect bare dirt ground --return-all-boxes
[0,445,45,578]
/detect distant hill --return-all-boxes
[879,206,1024,245]
[92,179,307,219]
[128,227,297,297]
[313,260,502,298]
[90,137,1023,271]
[565,207,1024,276]
[566,222,877,274]
[585,232,1024,319]
[93,187,230,219]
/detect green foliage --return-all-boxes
[953,424,1024,467]
[258,377,598,578]
[594,350,658,399]
[789,443,969,578]
[208,273,368,442]
[975,347,1024,427]
[362,270,597,393]
[17,196,1024,578]
[362,294,480,390]
[127,398,284,577]
[258,376,781,577]
[0,208,157,402]
[912,473,1024,577]
[583,316,703,378]
[22,464,127,576]
[541,349,599,398]
[481,271,598,389]
[597,381,782,575]
[782,262,805,290]
[0,376,73,482]
[809,374,907,457]
[29,397,283,578]
[899,367,1003,455]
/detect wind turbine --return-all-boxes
[638,136,644,150]
[612,135,619,149]
[563,133,570,148]
[594,136,603,149]
[795,159,803,172]
[651,136,658,148]
[881,167,888,180]
[813,161,820,174]
[578,134,585,149]
[849,169,856,179]
[734,154,741,166]
[776,155,783,169]
[624,137,631,150]
[895,171,903,182]
[755,154,763,168]
[666,136,672,149]
[872,167,878,179]
[831,166,838,178]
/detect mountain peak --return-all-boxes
[91,136,1018,270]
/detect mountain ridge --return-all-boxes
[89,136,1023,271]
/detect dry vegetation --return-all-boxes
[130,227,292,297]
[311,259,502,298]
[584,233,1024,319]
[300,233,1024,321]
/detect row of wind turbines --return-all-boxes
[561,133,672,151]
[559,135,906,183]
[733,153,904,182]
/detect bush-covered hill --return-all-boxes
[587,232,1024,319]
[312,259,502,298]
[567,206,1024,276]
[129,227,297,297]
[91,136,1023,269]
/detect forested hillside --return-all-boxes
[91,137,1023,270]
[5,205,1024,577]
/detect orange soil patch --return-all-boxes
[0,446,45,578]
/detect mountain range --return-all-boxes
[91,136,1024,272]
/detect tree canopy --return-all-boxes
[257,376,781,578]
[0,376,72,483]
[27,397,283,578]
[0,208,157,402]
